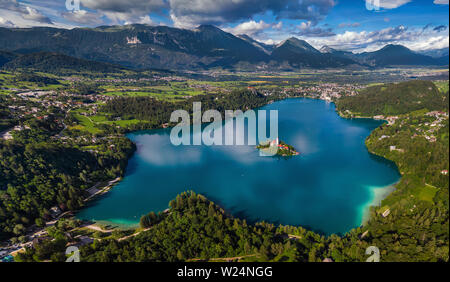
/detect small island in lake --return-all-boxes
[256,138,300,157]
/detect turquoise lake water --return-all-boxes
[77,98,400,235]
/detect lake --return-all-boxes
[77,98,400,235]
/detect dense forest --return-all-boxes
[17,192,327,262]
[336,80,449,261]
[336,80,449,116]
[14,73,60,86]
[0,96,16,132]
[16,188,448,262]
[0,116,135,240]
[1,52,124,74]
[102,88,272,130]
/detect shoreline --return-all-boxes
[360,182,398,225]
[76,96,402,236]
[334,104,402,228]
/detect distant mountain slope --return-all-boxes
[321,44,448,67]
[357,44,445,67]
[320,45,357,59]
[0,50,18,67]
[0,25,269,70]
[419,48,449,58]
[0,25,447,70]
[237,34,274,54]
[1,51,124,73]
[271,37,357,68]
[336,80,448,116]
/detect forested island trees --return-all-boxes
[256,138,300,157]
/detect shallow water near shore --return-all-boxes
[77,98,400,235]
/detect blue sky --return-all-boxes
[0,0,448,52]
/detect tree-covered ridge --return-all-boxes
[1,52,125,74]
[0,51,17,67]
[367,115,448,188]
[79,192,286,262]
[0,96,16,132]
[101,88,271,130]
[0,117,136,240]
[333,80,449,261]
[16,187,449,262]
[336,80,448,116]
[350,117,449,261]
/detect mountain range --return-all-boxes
[0,24,448,71]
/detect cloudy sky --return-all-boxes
[0,0,448,52]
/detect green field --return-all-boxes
[434,80,449,93]
[72,111,147,134]
[416,184,439,202]
[73,114,102,134]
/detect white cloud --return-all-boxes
[294,21,335,37]
[365,0,411,9]
[80,0,166,23]
[304,24,449,52]
[273,21,283,30]
[124,15,154,25]
[0,15,14,27]
[261,38,277,45]
[433,0,449,4]
[170,0,335,28]
[61,10,103,25]
[22,6,51,23]
[0,0,51,23]
[223,20,272,36]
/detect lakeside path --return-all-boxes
[188,254,258,262]
[84,177,121,202]
[118,228,151,241]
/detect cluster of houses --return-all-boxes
[192,83,223,93]
[415,111,448,143]
[0,125,31,140]
[282,83,362,101]
[373,115,399,126]
[1,89,116,139]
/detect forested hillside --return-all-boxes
[336,80,448,116]
[0,114,135,240]
[16,188,448,262]
[102,88,271,130]
[1,52,124,74]
[336,80,449,261]
[0,95,16,131]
